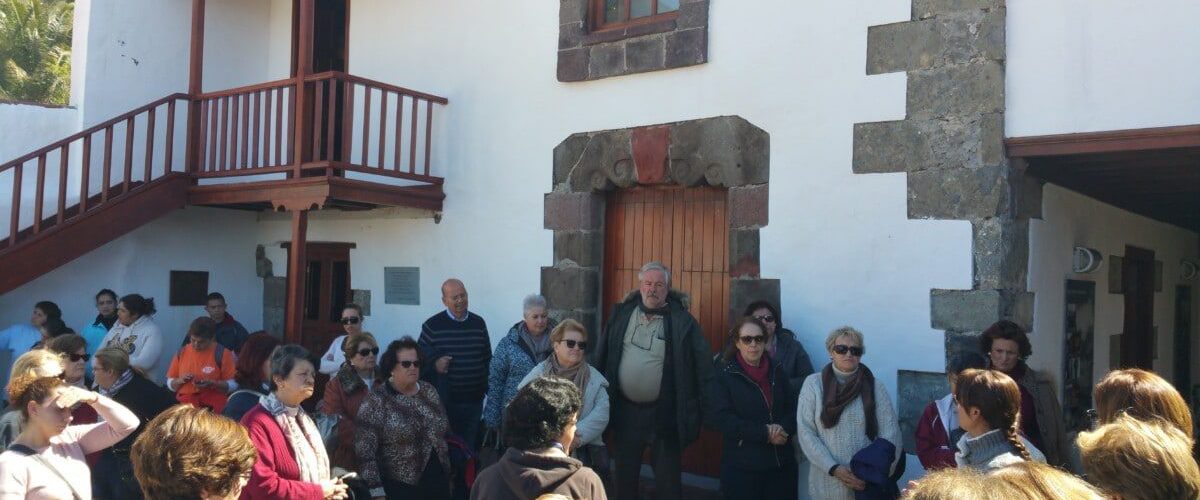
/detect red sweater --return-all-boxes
[239,404,325,500]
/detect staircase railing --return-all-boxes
[2,94,191,246]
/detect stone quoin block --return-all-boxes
[664,28,707,68]
[541,265,600,311]
[677,1,709,29]
[945,330,983,364]
[728,184,769,229]
[544,192,605,231]
[907,60,1004,120]
[559,21,585,50]
[972,217,1029,290]
[569,129,634,192]
[852,120,929,174]
[553,133,591,186]
[729,278,780,324]
[589,43,627,79]
[907,164,1010,220]
[553,230,604,268]
[557,47,590,82]
[668,116,770,187]
[560,0,587,25]
[729,229,761,278]
[866,11,1004,75]
[626,36,666,74]
[913,0,1005,20]
[931,288,1033,332]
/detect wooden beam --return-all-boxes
[185,0,206,174]
[1006,124,1200,158]
[292,0,316,176]
[284,209,309,343]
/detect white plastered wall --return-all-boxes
[1006,0,1200,136]
[1029,185,1200,388]
[0,207,265,384]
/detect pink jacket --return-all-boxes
[239,404,324,500]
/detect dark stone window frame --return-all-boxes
[558,0,709,82]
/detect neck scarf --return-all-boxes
[99,369,135,396]
[518,323,552,363]
[737,352,773,409]
[547,354,590,394]
[259,392,330,484]
[820,362,878,440]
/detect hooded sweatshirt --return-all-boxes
[469,448,607,500]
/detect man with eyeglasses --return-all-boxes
[320,304,366,375]
[592,261,713,500]
[418,279,491,450]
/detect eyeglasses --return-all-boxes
[69,353,90,363]
[356,347,379,357]
[753,315,776,324]
[560,339,587,350]
[832,344,864,357]
[340,317,361,325]
[739,335,766,345]
[397,360,418,369]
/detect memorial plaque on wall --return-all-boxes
[170,270,210,306]
[384,267,420,305]
[1062,280,1095,433]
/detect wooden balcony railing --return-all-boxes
[195,78,296,177]
[2,94,190,245]
[301,71,447,184]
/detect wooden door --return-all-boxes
[602,186,729,478]
[293,0,350,165]
[1121,246,1155,369]
[297,243,353,355]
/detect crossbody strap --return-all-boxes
[7,444,84,500]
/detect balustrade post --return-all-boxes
[292,0,316,178]
[184,0,205,176]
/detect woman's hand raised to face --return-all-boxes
[53,385,99,409]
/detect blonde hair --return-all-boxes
[94,347,131,375]
[903,467,989,499]
[550,318,587,343]
[132,405,257,500]
[987,461,1106,500]
[824,326,865,355]
[1093,368,1193,438]
[1076,414,1200,500]
[7,349,64,401]
[341,332,378,360]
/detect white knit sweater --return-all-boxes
[796,370,902,500]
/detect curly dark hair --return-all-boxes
[503,376,582,451]
[380,337,423,378]
[980,320,1033,360]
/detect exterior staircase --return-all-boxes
[0,72,448,295]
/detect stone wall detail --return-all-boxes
[854,2,1042,366]
[544,116,773,335]
[557,0,709,82]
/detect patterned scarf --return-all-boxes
[99,369,134,396]
[547,354,590,394]
[259,392,330,484]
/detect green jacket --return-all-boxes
[592,289,713,446]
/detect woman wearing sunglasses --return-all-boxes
[797,326,902,500]
[46,334,100,426]
[320,332,382,471]
[356,337,452,499]
[320,304,366,375]
[516,319,610,476]
[707,316,797,499]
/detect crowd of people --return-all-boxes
[0,261,1195,499]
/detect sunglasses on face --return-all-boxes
[753,315,776,323]
[560,339,587,350]
[739,335,766,345]
[69,353,90,363]
[357,347,379,357]
[340,317,361,325]
[397,360,418,369]
[832,344,864,357]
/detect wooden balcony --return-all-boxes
[0,72,448,294]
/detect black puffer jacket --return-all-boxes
[593,289,713,447]
[707,356,797,471]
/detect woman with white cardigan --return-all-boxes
[516,319,610,473]
[100,294,164,373]
[797,326,902,500]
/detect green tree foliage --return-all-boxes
[0,0,73,105]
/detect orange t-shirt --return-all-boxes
[167,343,236,412]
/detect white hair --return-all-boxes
[522,294,547,312]
[638,261,671,284]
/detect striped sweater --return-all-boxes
[419,311,492,402]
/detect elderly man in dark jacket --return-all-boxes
[593,261,713,500]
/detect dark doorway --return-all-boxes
[284,242,353,407]
[1174,286,1192,402]
[293,0,350,165]
[1120,246,1155,369]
